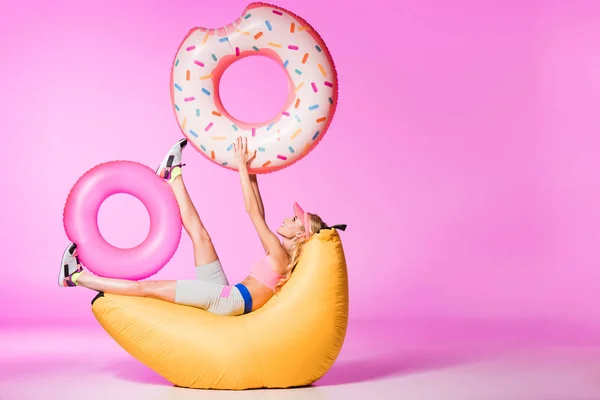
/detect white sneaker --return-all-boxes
[58,243,83,287]
[155,138,188,180]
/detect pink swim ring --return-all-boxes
[62,161,182,280]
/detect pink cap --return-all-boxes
[293,202,311,238]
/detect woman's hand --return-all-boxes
[233,136,257,170]
[234,136,262,217]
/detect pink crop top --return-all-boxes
[250,255,285,290]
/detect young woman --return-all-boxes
[58,137,346,316]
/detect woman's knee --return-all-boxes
[141,281,176,302]
[140,281,161,297]
[191,229,212,246]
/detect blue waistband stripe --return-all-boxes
[235,283,253,314]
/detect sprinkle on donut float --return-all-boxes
[169,2,338,174]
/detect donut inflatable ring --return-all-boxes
[170,2,338,174]
[63,161,182,280]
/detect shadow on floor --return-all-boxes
[107,359,171,386]
[105,347,498,388]
[315,349,492,386]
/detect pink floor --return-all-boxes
[3,319,600,399]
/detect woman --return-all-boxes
[58,136,346,316]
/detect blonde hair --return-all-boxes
[273,213,326,294]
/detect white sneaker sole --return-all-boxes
[58,243,77,287]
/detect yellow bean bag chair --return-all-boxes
[91,228,349,389]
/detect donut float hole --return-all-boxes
[218,55,290,125]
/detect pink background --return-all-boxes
[1,0,600,328]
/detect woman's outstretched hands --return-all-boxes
[233,136,257,170]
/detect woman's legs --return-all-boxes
[59,244,178,302]
[169,175,219,267]
[59,244,230,313]
[77,271,245,315]
[75,272,177,303]
[157,138,219,268]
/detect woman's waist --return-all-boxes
[240,276,275,309]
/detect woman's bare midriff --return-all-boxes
[241,275,276,311]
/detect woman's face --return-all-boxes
[276,215,304,239]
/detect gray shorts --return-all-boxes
[175,260,246,316]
